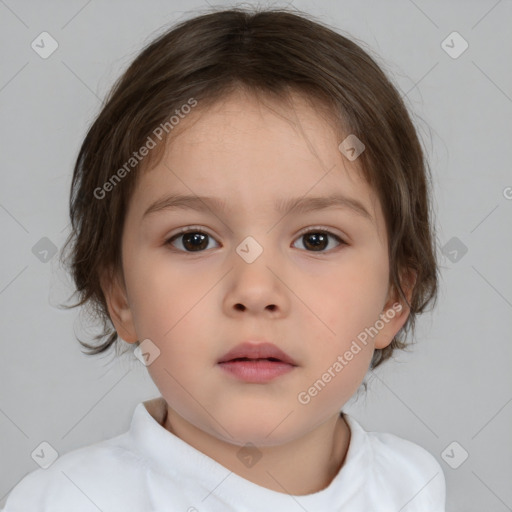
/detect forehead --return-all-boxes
[162,89,347,160]
[130,90,386,240]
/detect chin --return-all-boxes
[213,415,302,448]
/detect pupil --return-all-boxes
[305,232,327,251]
[184,233,207,251]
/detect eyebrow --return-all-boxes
[142,193,373,221]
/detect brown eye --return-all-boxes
[165,226,346,254]
[166,229,219,252]
[293,229,345,252]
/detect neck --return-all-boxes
[163,408,351,495]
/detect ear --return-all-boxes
[373,268,417,350]
[100,266,138,344]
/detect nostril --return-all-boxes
[233,304,276,311]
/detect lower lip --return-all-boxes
[218,359,295,383]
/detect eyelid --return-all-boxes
[166,225,219,244]
[167,225,346,241]
[172,225,213,236]
[295,225,347,241]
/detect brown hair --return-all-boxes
[59,6,439,369]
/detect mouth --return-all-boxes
[224,357,285,362]
[217,342,297,365]
[217,342,297,383]
[218,358,296,383]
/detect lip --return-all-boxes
[217,341,298,383]
[217,342,297,366]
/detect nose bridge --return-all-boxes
[226,232,287,313]
[234,233,278,286]
[235,234,268,265]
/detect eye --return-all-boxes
[165,226,346,253]
[165,226,219,252]
[292,227,346,253]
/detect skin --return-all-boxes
[102,89,413,495]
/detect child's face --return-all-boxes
[106,90,409,445]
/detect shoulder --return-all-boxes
[368,427,444,478]
[344,415,446,511]
[2,433,148,512]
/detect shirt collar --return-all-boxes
[128,396,369,509]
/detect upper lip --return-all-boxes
[218,342,298,366]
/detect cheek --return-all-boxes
[127,271,216,371]
[125,251,207,334]
[312,263,387,337]
[297,342,373,415]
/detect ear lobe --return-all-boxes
[100,267,138,344]
[373,299,409,350]
[373,268,417,350]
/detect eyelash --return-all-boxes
[164,225,347,254]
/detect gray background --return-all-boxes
[1,0,511,510]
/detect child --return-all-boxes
[2,6,446,511]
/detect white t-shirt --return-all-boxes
[2,397,446,511]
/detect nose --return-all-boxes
[223,240,289,317]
